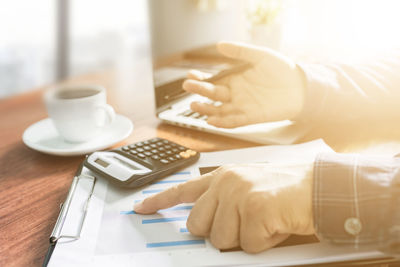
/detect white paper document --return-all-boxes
[48,140,388,267]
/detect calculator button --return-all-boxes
[158,147,165,151]
[179,151,190,159]
[137,153,146,158]
[168,156,176,162]
[122,146,130,151]
[162,140,169,144]
[160,159,169,164]
[165,145,172,149]
[128,144,136,149]
[172,148,178,153]
[143,146,151,150]
[156,141,163,146]
[135,142,144,147]
[136,148,144,153]
[151,155,160,160]
[174,154,182,160]
[150,144,157,148]
[151,149,158,154]
[177,146,186,151]
[143,141,150,145]
[149,138,160,143]
[144,151,152,157]
[129,150,138,155]
[166,150,173,155]
[187,149,197,156]
[159,153,166,158]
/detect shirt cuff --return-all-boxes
[313,152,400,253]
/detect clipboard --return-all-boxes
[43,163,96,267]
[41,140,399,267]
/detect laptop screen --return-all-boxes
[152,46,238,113]
[148,0,246,113]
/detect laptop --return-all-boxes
[151,45,308,145]
[149,0,308,145]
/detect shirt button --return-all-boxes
[344,217,362,236]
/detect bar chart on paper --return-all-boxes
[95,170,206,255]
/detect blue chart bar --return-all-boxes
[120,210,135,215]
[180,228,189,233]
[120,205,193,215]
[151,179,188,185]
[169,206,192,211]
[142,216,188,224]
[142,189,163,194]
[146,239,205,248]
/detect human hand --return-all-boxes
[134,162,315,253]
[183,41,306,128]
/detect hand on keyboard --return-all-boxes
[182,41,305,128]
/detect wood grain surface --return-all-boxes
[0,71,258,267]
[1,69,400,267]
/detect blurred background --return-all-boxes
[1,0,399,99]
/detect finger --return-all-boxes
[209,201,240,249]
[187,69,213,80]
[217,41,290,68]
[240,215,290,253]
[217,41,266,64]
[243,234,290,254]
[190,102,235,117]
[183,79,230,102]
[191,102,219,116]
[186,189,218,237]
[134,173,214,214]
[207,114,249,128]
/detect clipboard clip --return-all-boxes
[49,173,96,244]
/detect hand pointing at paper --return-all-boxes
[182,42,306,128]
[134,162,314,253]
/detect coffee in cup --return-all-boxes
[44,85,115,143]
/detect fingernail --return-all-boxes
[202,73,213,80]
[182,80,190,90]
[134,201,143,212]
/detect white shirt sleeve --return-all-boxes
[297,50,400,124]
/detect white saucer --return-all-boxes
[22,114,133,156]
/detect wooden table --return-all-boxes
[1,70,400,266]
[0,69,260,267]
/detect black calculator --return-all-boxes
[84,137,200,188]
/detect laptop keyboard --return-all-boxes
[178,100,221,121]
[179,109,208,121]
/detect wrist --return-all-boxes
[289,65,307,121]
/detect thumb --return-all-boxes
[217,41,295,70]
[217,41,268,64]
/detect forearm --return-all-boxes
[297,50,400,124]
[313,152,400,254]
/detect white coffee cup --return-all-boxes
[44,85,115,143]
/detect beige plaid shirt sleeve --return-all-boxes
[313,152,400,254]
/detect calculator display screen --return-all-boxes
[95,158,109,168]
[112,156,144,171]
